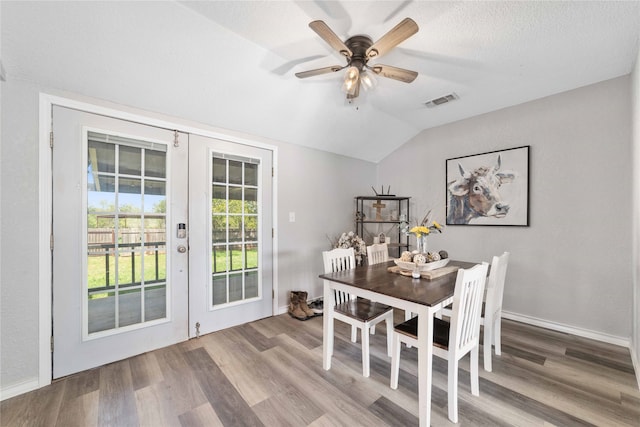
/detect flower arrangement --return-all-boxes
[409,221,442,237]
[332,231,367,264]
[407,208,444,254]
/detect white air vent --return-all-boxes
[425,93,459,108]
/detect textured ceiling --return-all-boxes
[179,1,640,161]
[3,1,640,162]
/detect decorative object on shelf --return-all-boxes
[371,185,394,196]
[378,232,386,243]
[446,145,529,226]
[399,213,409,235]
[330,231,367,265]
[372,199,386,220]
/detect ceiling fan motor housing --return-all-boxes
[345,35,373,70]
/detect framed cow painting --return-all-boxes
[446,146,529,226]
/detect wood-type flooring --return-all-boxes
[2,313,639,426]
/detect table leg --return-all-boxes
[322,281,334,370]
[417,305,433,427]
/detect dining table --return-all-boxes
[319,259,477,427]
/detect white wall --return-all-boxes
[378,76,633,341]
[631,40,640,386]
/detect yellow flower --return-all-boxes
[432,221,442,230]
[410,226,430,237]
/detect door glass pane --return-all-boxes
[145,150,166,178]
[228,160,242,185]
[245,163,258,186]
[245,271,258,299]
[88,291,116,334]
[119,289,142,327]
[212,157,226,183]
[86,131,168,335]
[212,275,227,305]
[145,286,166,321]
[119,145,142,175]
[210,154,261,308]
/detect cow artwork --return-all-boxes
[446,155,517,225]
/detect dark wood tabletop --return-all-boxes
[319,260,477,307]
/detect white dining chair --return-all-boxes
[323,247,394,377]
[390,262,489,423]
[439,251,509,372]
[366,242,389,265]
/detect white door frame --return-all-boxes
[38,92,278,389]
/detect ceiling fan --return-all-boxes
[295,18,419,100]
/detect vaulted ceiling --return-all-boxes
[3,1,640,162]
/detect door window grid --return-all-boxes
[86,131,168,334]
[211,154,260,308]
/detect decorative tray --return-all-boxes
[393,258,450,272]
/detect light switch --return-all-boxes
[289,212,296,222]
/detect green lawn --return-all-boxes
[87,247,259,292]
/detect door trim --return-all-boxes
[38,92,279,389]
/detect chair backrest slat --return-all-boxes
[366,243,389,265]
[485,252,510,319]
[450,263,489,355]
[323,248,357,305]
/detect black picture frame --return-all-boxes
[445,145,530,226]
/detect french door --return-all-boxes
[188,134,273,337]
[51,106,273,378]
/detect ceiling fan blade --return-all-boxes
[369,64,418,83]
[309,20,352,58]
[295,65,345,79]
[366,17,418,59]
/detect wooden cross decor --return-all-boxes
[372,200,386,221]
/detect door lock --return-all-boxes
[177,245,187,253]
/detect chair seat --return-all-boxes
[335,298,392,322]
[393,316,450,349]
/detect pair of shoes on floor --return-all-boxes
[288,291,320,321]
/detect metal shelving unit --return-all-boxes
[355,196,410,258]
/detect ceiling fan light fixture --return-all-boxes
[360,70,377,91]
[341,66,360,95]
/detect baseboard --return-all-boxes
[502,311,630,347]
[631,343,640,390]
[0,378,40,401]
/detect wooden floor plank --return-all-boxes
[177,402,224,427]
[97,361,138,426]
[55,389,99,427]
[183,347,264,427]
[134,383,181,427]
[129,351,165,391]
[2,316,639,427]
